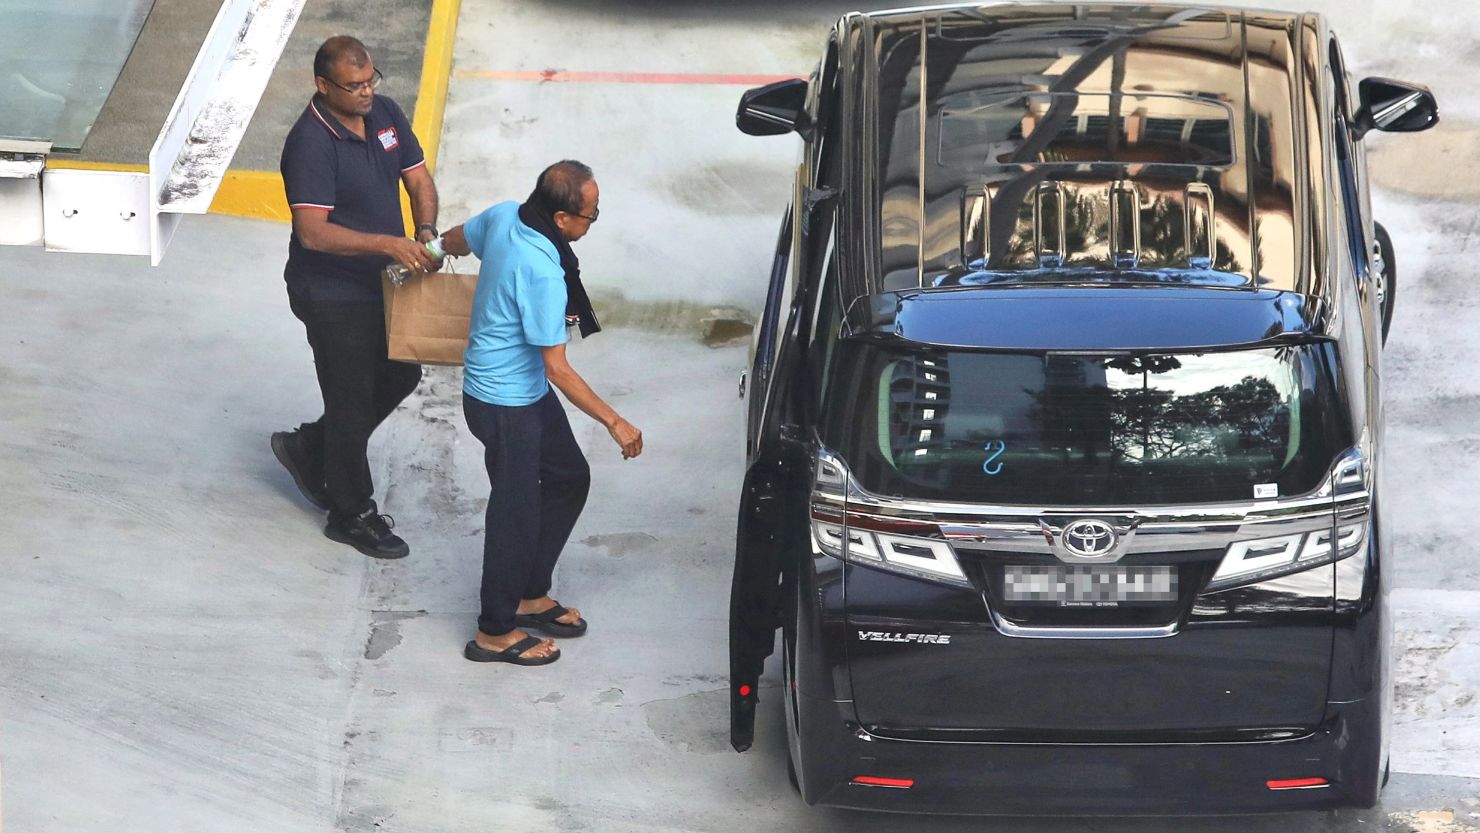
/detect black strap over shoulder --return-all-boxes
[518,195,601,338]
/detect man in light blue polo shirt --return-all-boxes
[442,160,643,666]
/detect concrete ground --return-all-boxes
[3,1,1480,832]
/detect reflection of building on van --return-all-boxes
[728,2,1436,816]
[940,92,1237,168]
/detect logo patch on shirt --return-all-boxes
[376,127,399,151]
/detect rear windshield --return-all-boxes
[819,342,1351,505]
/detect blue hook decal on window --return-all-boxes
[983,440,1006,475]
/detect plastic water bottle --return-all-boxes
[383,237,447,286]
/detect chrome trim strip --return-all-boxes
[842,506,1336,556]
[1109,180,1141,268]
[989,609,1180,640]
[916,19,927,288]
[1185,182,1215,267]
[1033,181,1067,267]
[843,481,1348,520]
[855,724,1322,747]
[819,444,1369,519]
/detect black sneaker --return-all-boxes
[325,506,410,559]
[271,431,329,510]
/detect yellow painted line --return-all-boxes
[209,169,291,222]
[44,160,147,173]
[41,160,289,220]
[414,0,460,174]
[400,0,461,233]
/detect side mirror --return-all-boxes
[736,78,811,138]
[1353,77,1439,138]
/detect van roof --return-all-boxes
[842,4,1320,298]
[843,285,1326,351]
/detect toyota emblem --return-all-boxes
[1062,519,1118,558]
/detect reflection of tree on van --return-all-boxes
[1026,354,1290,487]
[978,187,1244,277]
[1140,194,1243,273]
[1108,376,1286,463]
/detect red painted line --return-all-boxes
[452,69,801,86]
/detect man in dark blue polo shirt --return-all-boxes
[270,35,439,559]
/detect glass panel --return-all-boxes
[0,0,155,151]
[875,22,925,292]
[877,7,1285,294]
[822,343,1352,505]
[938,92,1236,170]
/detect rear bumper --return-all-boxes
[795,695,1382,816]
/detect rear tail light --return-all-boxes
[1206,521,1366,592]
[812,518,970,585]
[1266,777,1329,790]
[1207,447,1370,593]
[811,447,970,587]
[851,776,915,789]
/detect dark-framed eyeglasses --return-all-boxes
[320,67,383,95]
[570,206,599,223]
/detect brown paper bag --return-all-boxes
[382,271,479,366]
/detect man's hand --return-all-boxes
[441,225,472,257]
[542,343,644,459]
[608,417,643,459]
[385,236,436,273]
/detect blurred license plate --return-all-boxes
[1002,565,1177,607]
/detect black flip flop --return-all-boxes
[514,603,588,638]
[463,636,560,666]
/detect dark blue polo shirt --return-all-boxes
[280,94,425,302]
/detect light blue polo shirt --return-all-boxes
[462,201,569,406]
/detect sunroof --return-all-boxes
[0,0,155,152]
[938,91,1236,171]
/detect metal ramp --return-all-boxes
[0,0,305,263]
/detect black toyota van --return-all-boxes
[728,3,1437,815]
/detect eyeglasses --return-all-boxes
[320,67,383,95]
[569,206,599,223]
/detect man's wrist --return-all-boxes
[416,223,439,238]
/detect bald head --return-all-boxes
[534,160,595,217]
[531,160,598,243]
[314,36,370,81]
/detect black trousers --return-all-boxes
[463,389,591,636]
[289,292,422,518]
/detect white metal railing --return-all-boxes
[0,0,304,263]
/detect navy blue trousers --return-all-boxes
[289,293,421,518]
[463,389,591,636]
